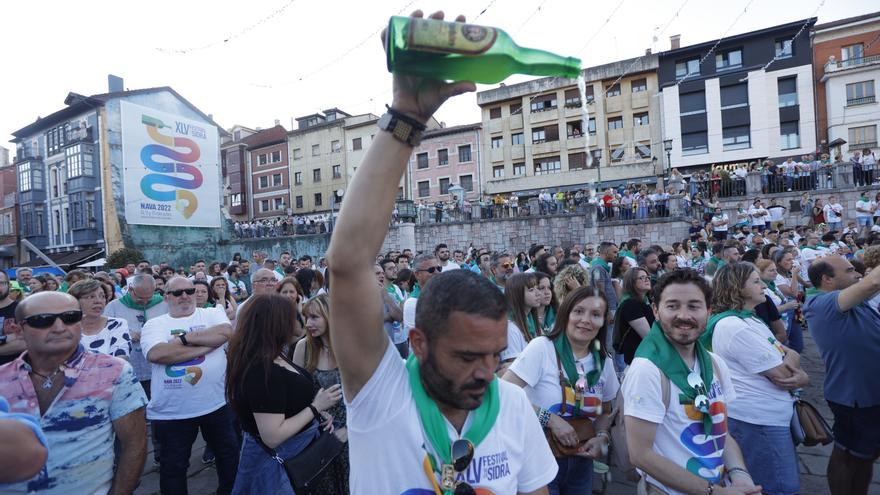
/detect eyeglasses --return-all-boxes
[417,266,441,274]
[500,262,514,269]
[686,371,711,414]
[636,275,649,281]
[254,278,277,284]
[168,288,196,297]
[22,310,83,329]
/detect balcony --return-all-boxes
[823,55,880,76]
[65,126,93,144]
[849,141,877,151]
[846,95,876,107]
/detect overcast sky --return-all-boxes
[1,0,875,146]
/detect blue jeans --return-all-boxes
[549,455,593,495]
[232,424,319,495]
[728,418,799,495]
[153,404,241,495]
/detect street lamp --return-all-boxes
[663,139,674,177]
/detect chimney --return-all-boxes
[275,119,281,127]
[108,74,124,93]
[670,35,681,50]
[645,48,652,55]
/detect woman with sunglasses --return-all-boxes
[612,267,653,365]
[68,279,131,358]
[193,280,215,309]
[503,287,618,494]
[500,273,542,369]
[226,294,341,494]
[210,277,237,321]
[701,263,809,495]
[291,294,349,494]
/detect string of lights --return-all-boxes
[576,0,628,55]
[513,0,553,36]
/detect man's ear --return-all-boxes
[409,327,429,361]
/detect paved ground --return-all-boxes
[135,332,879,495]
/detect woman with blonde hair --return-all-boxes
[553,264,587,306]
[291,293,349,494]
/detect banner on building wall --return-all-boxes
[121,101,220,227]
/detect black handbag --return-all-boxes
[255,428,345,493]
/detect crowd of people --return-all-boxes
[233,215,334,238]
[0,10,878,495]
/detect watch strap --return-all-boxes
[178,333,189,346]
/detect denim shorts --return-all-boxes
[828,401,880,460]
[728,417,799,495]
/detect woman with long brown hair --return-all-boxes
[291,293,349,494]
[210,276,237,320]
[500,273,542,367]
[226,294,341,494]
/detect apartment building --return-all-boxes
[220,125,257,221]
[0,147,18,268]
[659,19,818,173]
[409,123,482,203]
[476,54,663,197]
[813,11,880,157]
[244,125,291,219]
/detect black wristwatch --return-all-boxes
[178,333,189,346]
[377,106,426,147]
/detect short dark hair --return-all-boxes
[434,243,449,253]
[658,252,673,266]
[807,259,836,288]
[528,244,544,258]
[381,258,396,270]
[627,238,641,250]
[137,259,150,265]
[415,270,506,341]
[637,248,658,266]
[711,242,724,255]
[598,241,615,253]
[651,268,712,307]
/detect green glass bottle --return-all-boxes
[385,16,581,84]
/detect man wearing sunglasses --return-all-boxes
[489,253,515,292]
[402,254,442,347]
[326,10,557,494]
[140,277,239,494]
[0,291,148,494]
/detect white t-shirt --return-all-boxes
[509,336,619,418]
[346,340,557,494]
[856,199,874,218]
[711,214,729,232]
[403,296,418,340]
[710,316,794,427]
[80,317,131,358]
[140,307,231,420]
[622,354,735,494]
[748,206,767,226]
[501,320,528,362]
[441,261,461,272]
[824,203,843,223]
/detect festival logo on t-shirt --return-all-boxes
[400,451,509,495]
[164,356,205,387]
[680,380,727,482]
[549,383,603,419]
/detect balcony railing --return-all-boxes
[846,95,876,106]
[825,54,880,73]
[65,126,92,143]
[849,141,878,151]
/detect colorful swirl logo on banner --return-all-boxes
[139,115,203,219]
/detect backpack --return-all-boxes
[610,355,720,482]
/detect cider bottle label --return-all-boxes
[407,18,497,55]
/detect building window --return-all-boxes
[352,138,362,151]
[722,125,751,150]
[774,39,793,59]
[532,128,546,143]
[513,162,526,175]
[583,85,595,103]
[313,168,321,182]
[459,174,473,192]
[293,148,302,159]
[272,173,282,186]
[842,43,865,66]
[610,145,626,162]
[294,172,302,185]
[46,123,70,156]
[679,90,706,115]
[510,102,522,115]
[588,118,596,135]
[848,125,877,149]
[489,107,502,119]
[778,77,797,107]
[511,133,524,145]
[438,149,448,165]
[312,144,320,156]
[230,193,242,207]
[314,193,322,206]
[259,176,269,188]
[417,152,429,169]
[633,113,649,126]
[606,83,621,97]
[491,136,504,149]
[631,78,647,93]
[271,150,281,162]
[716,48,742,71]
[607,117,623,130]
[492,165,505,178]
[258,153,268,165]
[534,157,561,175]
[418,181,430,197]
[534,125,558,142]
[564,89,581,107]
[274,198,284,210]
[682,131,709,155]
[331,140,341,153]
[675,58,700,79]
[260,199,270,212]
[846,81,875,106]
[439,178,451,195]
[66,146,84,178]
[780,122,800,149]
[530,94,557,112]
[333,165,341,179]
[635,142,651,159]
[295,196,303,208]
[566,121,583,138]
[458,145,472,162]
[720,83,749,109]
[568,152,587,171]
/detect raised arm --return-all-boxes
[838,263,880,312]
[326,10,475,400]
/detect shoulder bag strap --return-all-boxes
[555,349,568,415]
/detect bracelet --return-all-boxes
[596,430,611,442]
[308,405,321,422]
[537,408,551,428]
[726,466,752,479]
[385,105,427,130]
[705,481,714,495]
